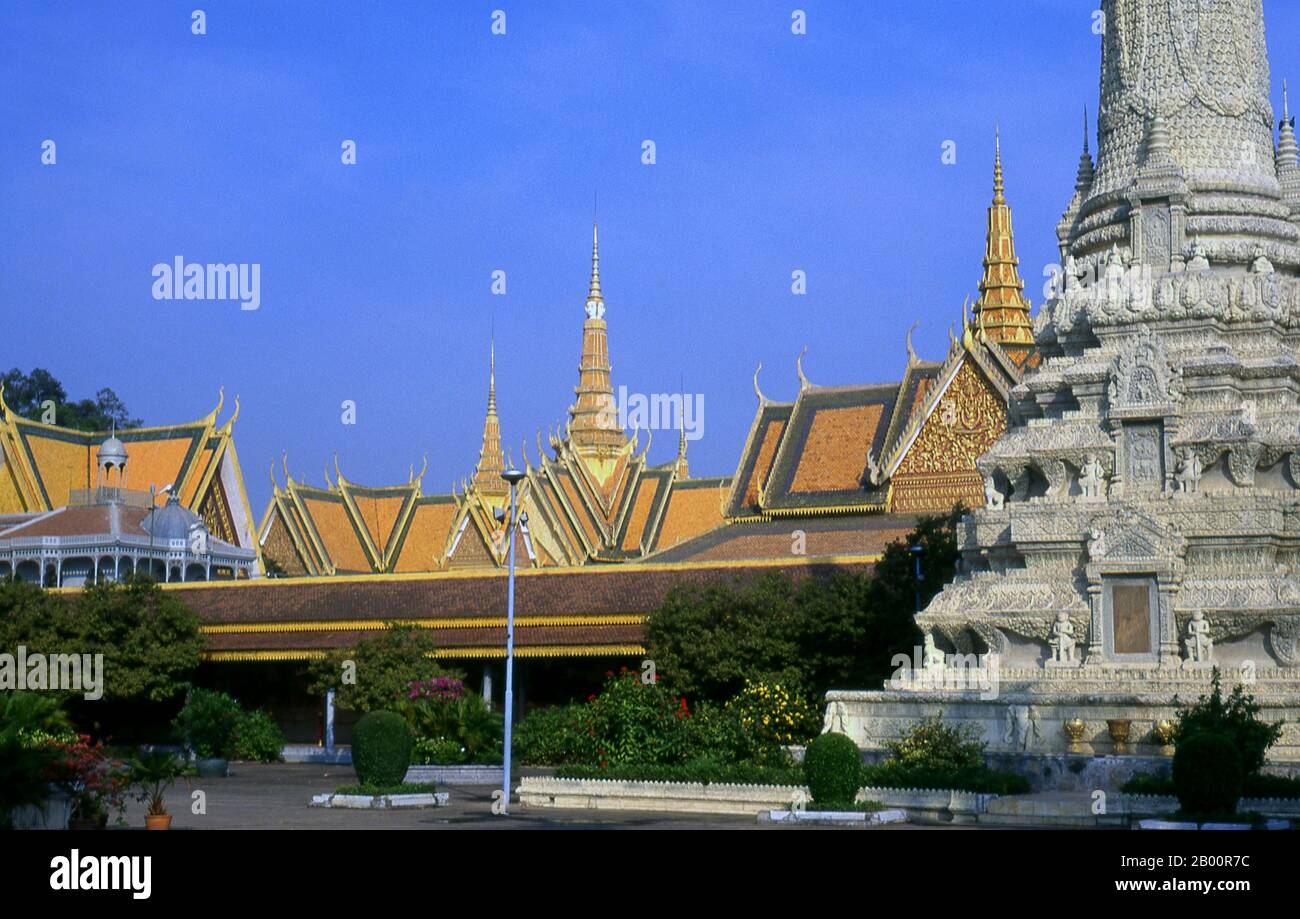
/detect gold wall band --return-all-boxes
[201,644,646,662]
[201,614,647,634]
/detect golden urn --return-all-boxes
[1152,720,1176,754]
[1062,718,1087,754]
[1106,718,1132,755]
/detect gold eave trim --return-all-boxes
[201,614,648,634]
[202,644,646,662]
[156,551,885,590]
[728,503,887,521]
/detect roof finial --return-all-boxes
[905,321,919,366]
[752,362,768,406]
[796,347,812,390]
[993,125,1005,204]
[585,220,604,317]
[1286,79,1294,127]
[1083,105,1090,154]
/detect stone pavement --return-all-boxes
[112,763,952,830]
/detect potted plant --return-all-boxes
[173,688,242,777]
[128,750,186,830]
[0,691,75,829]
[53,735,129,830]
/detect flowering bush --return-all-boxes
[45,734,129,826]
[396,679,501,764]
[517,668,694,766]
[408,676,465,703]
[883,715,984,772]
[725,680,820,755]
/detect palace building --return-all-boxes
[11,135,1039,691]
[0,390,259,585]
[257,223,731,576]
[256,146,1035,585]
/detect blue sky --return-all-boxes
[5,1,1300,514]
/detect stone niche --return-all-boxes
[1104,577,1159,660]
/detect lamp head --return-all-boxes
[501,468,526,486]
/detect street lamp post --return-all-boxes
[909,544,925,615]
[499,467,527,815]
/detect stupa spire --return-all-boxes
[973,133,1034,354]
[1277,80,1300,217]
[568,222,626,452]
[992,125,1005,205]
[472,342,508,494]
[585,221,604,318]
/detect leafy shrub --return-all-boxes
[173,688,242,759]
[352,711,413,787]
[232,709,285,763]
[885,715,985,772]
[517,670,695,767]
[1242,772,1300,800]
[0,692,74,824]
[726,680,820,755]
[1174,670,1282,776]
[1120,772,1174,796]
[1173,731,1243,818]
[804,732,862,806]
[412,737,464,765]
[516,703,594,766]
[398,682,502,764]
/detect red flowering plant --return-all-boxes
[44,734,130,827]
[396,676,503,765]
[583,669,693,766]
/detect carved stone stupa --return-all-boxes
[831,0,1300,762]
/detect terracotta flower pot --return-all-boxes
[145,814,172,831]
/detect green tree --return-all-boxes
[646,510,964,705]
[1,367,141,431]
[307,622,453,713]
[0,577,203,703]
[1174,668,1283,776]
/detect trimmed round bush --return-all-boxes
[1173,731,1243,818]
[352,711,414,787]
[804,732,862,806]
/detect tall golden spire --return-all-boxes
[568,222,626,452]
[472,343,508,494]
[973,131,1034,354]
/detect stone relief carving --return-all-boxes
[1185,610,1214,663]
[1174,447,1202,493]
[1003,705,1039,752]
[982,473,1004,510]
[1079,453,1108,499]
[1227,442,1262,487]
[922,632,945,671]
[1051,611,1077,663]
[1087,507,1182,561]
[1108,326,1183,410]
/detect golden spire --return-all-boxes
[993,124,1005,205]
[586,221,603,314]
[972,131,1034,354]
[472,343,508,494]
[568,221,626,452]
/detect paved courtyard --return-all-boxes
[113,763,940,830]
